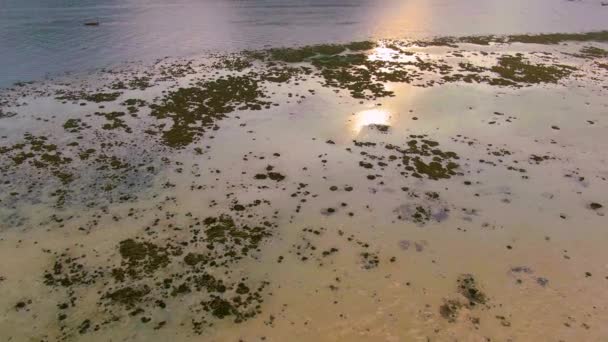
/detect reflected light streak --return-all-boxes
[351,109,391,135]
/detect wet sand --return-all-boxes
[1,32,608,341]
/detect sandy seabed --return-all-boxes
[0,33,607,341]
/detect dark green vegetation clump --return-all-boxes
[311,54,417,99]
[344,41,377,51]
[115,239,174,279]
[0,134,74,186]
[489,54,576,85]
[589,202,603,210]
[0,108,17,118]
[56,91,122,103]
[457,274,487,305]
[250,41,423,99]
[43,255,101,287]
[439,299,463,322]
[369,124,390,133]
[122,98,148,114]
[360,251,380,269]
[104,286,151,308]
[304,51,452,98]
[411,206,432,224]
[263,41,375,63]
[443,54,576,87]
[149,75,272,147]
[402,139,460,180]
[0,129,157,210]
[424,31,608,46]
[245,35,584,100]
[201,214,273,259]
[43,214,275,336]
[504,31,608,45]
[353,135,460,180]
[260,65,312,83]
[63,118,91,133]
[576,46,608,59]
[289,227,385,270]
[393,190,449,225]
[212,56,253,71]
[95,111,132,133]
[111,77,152,90]
[253,165,286,182]
[439,274,489,323]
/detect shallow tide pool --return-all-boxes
[1,32,608,341]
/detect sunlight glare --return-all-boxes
[352,109,391,134]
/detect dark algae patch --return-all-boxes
[149,75,272,147]
[289,227,384,269]
[589,202,603,210]
[238,32,589,101]
[63,118,91,133]
[489,54,575,85]
[0,134,75,188]
[56,91,122,103]
[96,111,132,133]
[117,239,172,278]
[1,106,158,211]
[353,135,460,180]
[253,165,286,182]
[439,299,464,323]
[439,274,489,323]
[1,30,608,340]
[42,213,275,337]
[576,46,608,59]
[443,54,576,86]
[504,31,608,45]
[212,56,253,71]
[252,41,418,99]
[263,41,375,63]
[312,54,402,99]
[457,274,487,305]
[104,285,151,308]
[420,31,608,46]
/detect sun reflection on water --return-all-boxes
[351,109,391,135]
[369,47,397,61]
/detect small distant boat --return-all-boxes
[84,21,99,26]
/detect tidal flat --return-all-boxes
[1,32,608,341]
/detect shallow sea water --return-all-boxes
[1,34,608,341]
[2,1,608,339]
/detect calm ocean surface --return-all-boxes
[1,0,607,86]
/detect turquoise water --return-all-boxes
[1,0,607,86]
